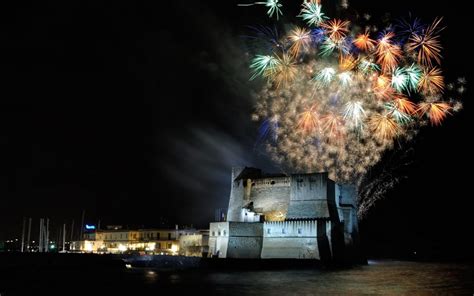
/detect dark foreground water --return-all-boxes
[1,258,473,295]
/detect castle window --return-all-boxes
[223,230,227,236]
[218,231,221,236]
[212,231,215,236]
[298,228,302,234]
[267,228,271,234]
[297,178,304,182]
[252,182,255,186]
[282,228,286,234]
[271,180,275,185]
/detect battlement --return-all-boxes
[264,220,316,237]
[251,177,290,188]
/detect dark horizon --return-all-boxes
[0,0,472,259]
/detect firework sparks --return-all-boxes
[321,19,350,42]
[242,2,462,188]
[391,67,408,92]
[343,101,366,130]
[418,67,445,94]
[299,1,327,26]
[249,55,280,80]
[369,113,400,141]
[238,0,283,20]
[271,54,297,88]
[314,67,336,85]
[288,27,312,57]
[353,31,375,51]
[297,105,319,133]
[407,17,443,67]
[417,102,451,125]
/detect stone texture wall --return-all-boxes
[208,222,230,258]
[261,221,322,259]
[208,222,263,258]
[227,168,246,222]
[248,177,290,221]
[287,173,332,219]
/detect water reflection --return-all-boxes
[140,260,474,295]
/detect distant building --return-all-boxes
[179,229,209,257]
[71,226,188,254]
[208,167,362,262]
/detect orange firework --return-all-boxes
[394,96,417,115]
[369,113,400,140]
[373,75,395,100]
[339,54,357,71]
[288,26,312,57]
[417,102,451,125]
[353,31,375,51]
[418,67,444,94]
[377,45,402,72]
[375,32,402,72]
[321,112,346,140]
[406,17,443,67]
[321,19,350,42]
[297,105,319,134]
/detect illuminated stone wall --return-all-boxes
[261,220,333,259]
[208,222,263,258]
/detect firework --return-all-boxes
[322,112,346,140]
[418,67,444,94]
[338,71,352,87]
[358,58,379,73]
[417,102,451,125]
[339,54,357,71]
[243,1,462,187]
[314,67,336,85]
[297,106,319,133]
[238,0,283,20]
[271,54,297,87]
[299,1,327,26]
[343,101,366,130]
[321,19,350,42]
[406,17,443,67]
[391,67,408,92]
[369,113,400,141]
[249,55,280,80]
[288,27,312,57]
[319,37,338,56]
[353,31,375,51]
[404,64,422,91]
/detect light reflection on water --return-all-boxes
[1,259,473,295]
[140,260,474,295]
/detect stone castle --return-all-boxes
[209,167,362,262]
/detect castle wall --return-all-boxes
[248,177,290,221]
[227,168,246,222]
[208,222,229,258]
[286,173,333,219]
[261,221,324,259]
[209,222,263,258]
[335,184,359,247]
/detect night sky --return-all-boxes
[0,0,472,258]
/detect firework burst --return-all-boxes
[321,19,350,42]
[299,1,327,26]
[242,1,463,185]
[407,17,443,67]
